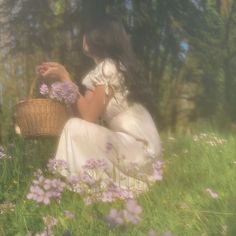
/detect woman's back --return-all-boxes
[82,58,162,160]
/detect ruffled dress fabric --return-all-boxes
[54,58,162,196]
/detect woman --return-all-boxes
[36,14,162,196]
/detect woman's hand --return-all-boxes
[36,62,71,81]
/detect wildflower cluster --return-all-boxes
[101,182,134,203]
[192,133,226,146]
[105,199,142,229]
[27,174,66,205]
[39,81,79,104]
[47,158,69,175]
[64,158,135,205]
[83,159,109,171]
[27,158,135,206]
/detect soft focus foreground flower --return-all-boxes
[106,208,125,229]
[27,174,66,205]
[36,158,136,206]
[123,199,142,224]
[105,199,142,229]
[205,188,218,199]
[101,182,134,203]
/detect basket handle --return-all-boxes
[27,77,38,100]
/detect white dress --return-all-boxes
[54,58,162,196]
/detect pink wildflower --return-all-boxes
[205,188,218,199]
[27,175,66,205]
[39,84,49,95]
[105,199,143,229]
[47,158,68,175]
[83,159,109,171]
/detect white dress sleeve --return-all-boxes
[81,59,125,104]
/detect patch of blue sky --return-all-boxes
[179,41,189,60]
[180,41,189,52]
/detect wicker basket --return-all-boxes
[15,78,70,138]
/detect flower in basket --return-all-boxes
[40,81,79,104]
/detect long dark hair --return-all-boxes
[82,14,154,114]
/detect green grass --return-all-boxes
[0,130,236,236]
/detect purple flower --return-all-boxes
[47,158,68,175]
[101,191,114,203]
[123,199,142,224]
[105,199,143,229]
[65,175,83,193]
[101,182,134,202]
[27,175,66,205]
[126,199,142,214]
[39,84,49,95]
[105,208,125,229]
[205,188,218,199]
[49,81,79,104]
[83,159,109,171]
[80,171,96,186]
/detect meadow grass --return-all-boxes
[0,129,235,236]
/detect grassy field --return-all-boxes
[0,128,236,236]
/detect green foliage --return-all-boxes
[1,0,236,132]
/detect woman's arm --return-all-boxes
[36,61,114,123]
[73,85,114,123]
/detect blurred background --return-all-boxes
[0,0,236,142]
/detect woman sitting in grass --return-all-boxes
[36,14,162,196]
